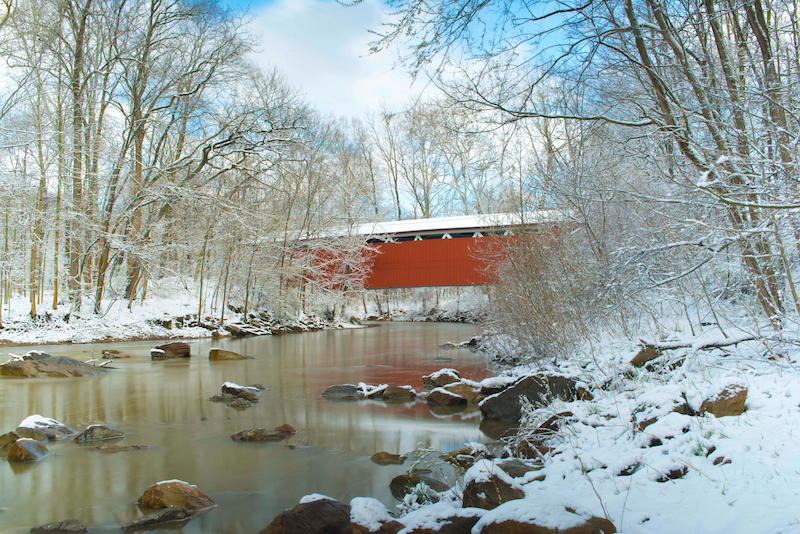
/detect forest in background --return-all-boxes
[0,0,551,326]
[0,0,799,361]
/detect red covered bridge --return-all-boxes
[340,211,562,289]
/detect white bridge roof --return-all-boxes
[352,211,562,237]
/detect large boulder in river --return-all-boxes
[259,495,351,534]
[209,348,252,361]
[17,415,77,440]
[151,341,190,360]
[479,375,590,422]
[136,480,215,511]
[74,424,124,443]
[1,356,108,378]
[7,438,49,461]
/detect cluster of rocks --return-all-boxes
[208,382,267,409]
[148,310,342,339]
[1,415,136,465]
[259,486,615,534]
[321,383,417,402]
[365,308,483,324]
[0,351,110,378]
[1,416,76,462]
[21,457,206,532]
[321,366,591,428]
[292,369,747,534]
[223,311,331,337]
[150,342,253,362]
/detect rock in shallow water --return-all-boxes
[209,348,252,360]
[321,384,360,400]
[7,438,49,461]
[73,424,124,443]
[275,424,297,435]
[96,444,148,452]
[151,341,191,360]
[30,518,88,534]
[136,480,215,511]
[17,415,77,440]
[221,382,261,402]
[231,428,287,442]
[0,430,20,448]
[427,388,468,406]
[102,350,131,359]
[1,356,108,378]
[121,507,190,532]
[371,451,405,465]
[380,386,416,401]
[422,368,461,388]
[14,426,48,441]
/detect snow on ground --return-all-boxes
[316,305,800,533]
[0,279,216,345]
[0,282,484,346]
[5,277,800,532]
[455,314,800,533]
[515,349,800,533]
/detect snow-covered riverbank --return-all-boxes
[263,310,800,534]
[0,285,489,346]
[5,283,800,533]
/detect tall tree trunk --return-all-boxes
[68,0,92,310]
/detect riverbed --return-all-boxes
[0,322,490,533]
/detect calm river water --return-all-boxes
[0,322,490,533]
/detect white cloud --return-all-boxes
[246,0,421,118]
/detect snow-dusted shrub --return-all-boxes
[486,228,604,363]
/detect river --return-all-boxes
[0,322,490,533]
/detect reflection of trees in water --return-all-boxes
[0,323,488,531]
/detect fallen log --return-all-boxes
[631,334,757,367]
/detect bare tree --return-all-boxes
[371,0,800,324]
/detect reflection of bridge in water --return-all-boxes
[349,212,562,289]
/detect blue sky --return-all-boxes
[221,0,419,118]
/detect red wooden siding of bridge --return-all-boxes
[362,236,504,289]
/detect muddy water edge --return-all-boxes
[0,322,491,533]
